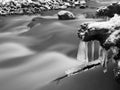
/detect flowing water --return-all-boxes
[0,14,103,90]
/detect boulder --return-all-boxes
[78,14,120,44]
[96,2,120,17]
[57,10,76,20]
[59,5,67,10]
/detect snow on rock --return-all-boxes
[105,30,120,46]
[57,10,76,20]
[96,2,120,17]
[0,0,66,16]
[82,14,120,32]
[78,14,120,75]
[78,14,120,48]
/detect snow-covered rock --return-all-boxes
[78,14,120,47]
[84,14,120,32]
[104,30,120,48]
[59,5,67,10]
[103,30,120,64]
[57,10,76,20]
[78,14,120,74]
[96,2,120,17]
[64,2,71,7]
[0,0,66,16]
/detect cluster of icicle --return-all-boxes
[77,14,120,73]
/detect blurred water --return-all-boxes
[0,14,100,90]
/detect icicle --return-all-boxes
[118,61,120,68]
[91,41,95,61]
[85,42,89,63]
[77,41,88,65]
[101,49,108,73]
[98,45,103,60]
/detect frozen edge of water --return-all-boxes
[53,59,101,82]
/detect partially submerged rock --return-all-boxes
[57,10,76,20]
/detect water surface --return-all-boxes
[0,14,107,90]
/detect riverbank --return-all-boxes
[0,0,108,17]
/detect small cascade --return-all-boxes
[77,41,88,64]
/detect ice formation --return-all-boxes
[77,14,120,72]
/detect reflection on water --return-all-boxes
[0,15,99,90]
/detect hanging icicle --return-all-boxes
[91,41,95,61]
[77,40,88,65]
[85,42,89,62]
[98,45,103,61]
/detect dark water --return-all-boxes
[0,14,119,90]
[41,63,120,90]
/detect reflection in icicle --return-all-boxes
[77,41,88,65]
[91,41,95,61]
